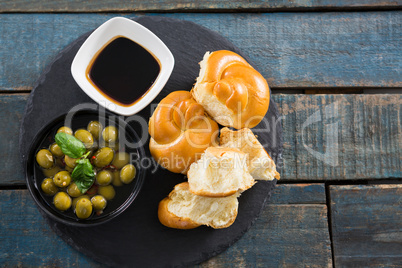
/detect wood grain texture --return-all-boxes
[0,12,401,91]
[200,204,332,267]
[0,190,103,267]
[276,94,402,180]
[0,184,331,267]
[2,93,401,185]
[330,185,402,267]
[270,183,326,204]
[1,0,401,12]
[0,94,28,186]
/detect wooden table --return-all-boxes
[1,1,401,267]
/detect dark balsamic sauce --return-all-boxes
[88,37,160,106]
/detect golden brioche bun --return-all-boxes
[149,91,219,174]
[192,50,270,129]
[158,195,201,230]
[158,182,239,229]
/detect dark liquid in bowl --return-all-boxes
[88,37,160,106]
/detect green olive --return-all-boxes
[41,178,58,196]
[65,165,74,173]
[42,165,62,178]
[36,149,54,169]
[120,164,136,184]
[91,195,107,211]
[93,147,114,168]
[96,170,112,186]
[102,126,118,143]
[86,184,98,197]
[49,143,64,158]
[67,182,83,198]
[105,142,120,152]
[112,152,130,169]
[98,185,115,200]
[74,129,94,149]
[53,192,72,211]
[53,171,71,188]
[112,170,123,187]
[64,155,78,168]
[72,195,90,209]
[87,121,103,140]
[75,198,93,219]
[57,126,73,135]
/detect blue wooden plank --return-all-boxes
[276,94,402,180]
[0,14,116,91]
[0,0,402,12]
[1,94,400,185]
[0,0,400,12]
[0,190,104,267]
[200,204,332,267]
[0,12,401,91]
[270,184,326,204]
[0,186,331,267]
[330,185,402,267]
[0,94,27,186]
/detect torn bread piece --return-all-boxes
[192,50,270,129]
[158,182,239,229]
[187,147,255,197]
[219,127,280,181]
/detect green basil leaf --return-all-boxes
[55,132,86,159]
[71,158,95,194]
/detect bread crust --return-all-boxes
[158,182,200,229]
[192,50,270,129]
[149,91,219,174]
[211,211,237,229]
[158,197,201,230]
[158,182,238,229]
[188,188,239,198]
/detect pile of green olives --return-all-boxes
[36,121,137,220]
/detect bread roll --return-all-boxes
[219,127,280,181]
[149,91,219,174]
[187,147,255,197]
[158,182,239,229]
[192,50,270,129]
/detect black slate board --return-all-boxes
[19,16,283,267]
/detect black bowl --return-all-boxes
[24,109,146,226]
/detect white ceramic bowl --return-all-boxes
[71,17,174,116]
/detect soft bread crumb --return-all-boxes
[192,50,270,129]
[220,127,280,181]
[167,183,239,229]
[196,51,211,84]
[193,52,235,126]
[195,88,234,127]
[193,51,235,127]
[187,147,255,197]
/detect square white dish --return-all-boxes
[71,17,174,116]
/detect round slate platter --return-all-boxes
[19,16,283,267]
